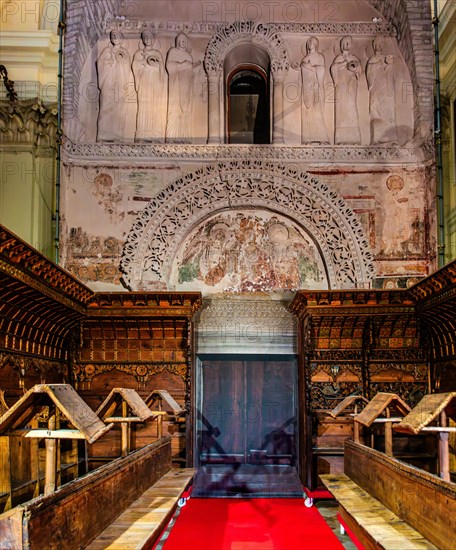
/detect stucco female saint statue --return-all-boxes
[330,36,362,145]
[132,30,166,142]
[366,36,398,145]
[165,32,201,143]
[292,36,329,144]
[96,30,137,142]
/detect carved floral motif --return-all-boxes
[204,21,289,75]
[120,161,375,291]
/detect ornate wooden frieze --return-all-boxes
[369,381,427,406]
[72,362,188,389]
[309,382,363,411]
[0,351,68,386]
[291,289,415,312]
[409,260,456,305]
[86,292,202,317]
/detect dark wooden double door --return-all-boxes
[197,355,298,466]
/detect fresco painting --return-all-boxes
[171,211,328,293]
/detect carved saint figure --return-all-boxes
[293,36,329,144]
[132,30,167,142]
[366,36,398,145]
[96,30,137,142]
[330,36,362,145]
[165,32,201,143]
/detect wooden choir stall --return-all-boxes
[96,387,156,457]
[0,384,112,510]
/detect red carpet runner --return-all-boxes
[161,498,344,550]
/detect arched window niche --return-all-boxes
[225,45,271,144]
[227,67,270,144]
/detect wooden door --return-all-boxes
[197,355,297,466]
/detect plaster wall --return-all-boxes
[60,0,437,294]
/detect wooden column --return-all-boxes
[384,409,393,457]
[44,412,57,495]
[121,401,130,457]
[439,411,450,482]
[353,420,361,444]
[0,436,12,510]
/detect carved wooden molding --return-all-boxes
[409,260,456,306]
[73,362,189,387]
[0,351,68,379]
[86,292,202,317]
[290,289,416,320]
[0,225,94,309]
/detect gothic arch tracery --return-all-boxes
[120,161,375,291]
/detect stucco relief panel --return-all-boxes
[69,18,414,148]
[170,210,328,293]
[72,30,208,144]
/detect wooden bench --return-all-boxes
[321,440,456,550]
[321,474,437,549]
[87,468,194,550]
[0,438,173,549]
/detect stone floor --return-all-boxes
[155,498,357,549]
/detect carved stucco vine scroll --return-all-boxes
[120,161,375,291]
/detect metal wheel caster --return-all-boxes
[178,497,187,508]
[304,496,314,508]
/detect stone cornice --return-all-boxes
[104,19,397,37]
[62,138,433,165]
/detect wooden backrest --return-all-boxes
[344,440,456,549]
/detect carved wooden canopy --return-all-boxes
[0,225,202,365]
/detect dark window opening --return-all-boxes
[228,67,270,144]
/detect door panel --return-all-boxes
[197,356,297,466]
[200,359,245,462]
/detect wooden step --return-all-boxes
[86,468,195,550]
